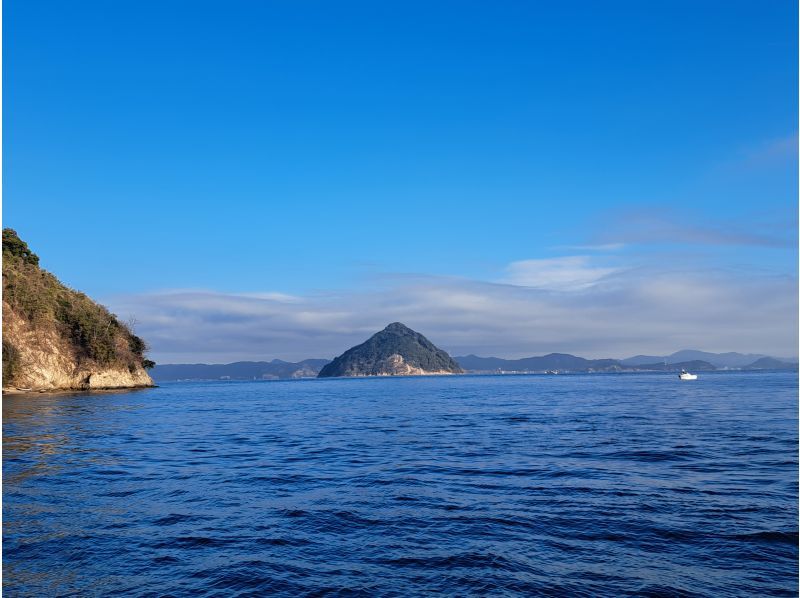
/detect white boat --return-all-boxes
[678,369,697,381]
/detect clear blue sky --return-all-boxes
[4,1,798,360]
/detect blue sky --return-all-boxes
[4,1,798,361]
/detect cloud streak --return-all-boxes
[107,257,798,363]
[592,212,795,249]
[504,256,621,290]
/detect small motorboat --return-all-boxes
[678,369,697,381]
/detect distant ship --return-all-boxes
[679,369,698,381]
[545,370,559,375]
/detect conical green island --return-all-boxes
[318,322,464,378]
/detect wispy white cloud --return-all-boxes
[737,133,798,170]
[107,256,798,363]
[503,256,621,290]
[557,243,627,252]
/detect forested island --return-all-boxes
[318,322,464,377]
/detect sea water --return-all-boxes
[3,371,797,596]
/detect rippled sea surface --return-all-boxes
[4,371,798,596]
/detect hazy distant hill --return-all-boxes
[621,354,669,366]
[150,359,329,381]
[318,323,463,377]
[742,357,798,370]
[621,350,777,368]
[632,360,716,371]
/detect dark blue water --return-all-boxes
[4,371,797,596]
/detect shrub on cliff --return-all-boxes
[3,228,39,266]
[2,339,20,382]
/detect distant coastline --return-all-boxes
[150,351,798,382]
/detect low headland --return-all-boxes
[2,229,155,393]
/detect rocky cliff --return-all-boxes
[318,322,463,377]
[2,229,154,392]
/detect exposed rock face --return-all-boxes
[371,353,459,376]
[318,322,463,378]
[2,229,154,392]
[4,306,153,391]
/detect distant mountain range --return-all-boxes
[150,349,797,381]
[743,356,799,370]
[620,350,783,369]
[455,353,623,372]
[455,351,797,373]
[453,354,721,373]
